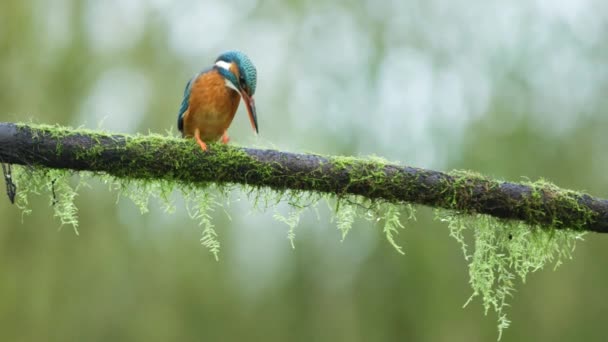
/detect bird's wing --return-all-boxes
[177,76,194,133]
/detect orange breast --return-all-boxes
[183,71,241,141]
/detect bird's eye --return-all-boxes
[239,76,246,88]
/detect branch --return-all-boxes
[1,122,607,232]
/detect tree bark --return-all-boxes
[1,122,607,232]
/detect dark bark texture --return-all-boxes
[1,122,607,232]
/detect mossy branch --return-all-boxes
[1,122,607,233]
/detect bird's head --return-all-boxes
[214,50,258,134]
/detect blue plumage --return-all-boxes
[177,77,193,133]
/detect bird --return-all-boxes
[177,50,258,151]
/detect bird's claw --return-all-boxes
[195,128,208,152]
[221,132,230,144]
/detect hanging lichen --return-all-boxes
[437,210,585,340]
[3,142,592,338]
[13,166,81,235]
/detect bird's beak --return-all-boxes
[239,90,258,134]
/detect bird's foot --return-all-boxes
[221,132,230,144]
[195,128,208,151]
[196,139,208,151]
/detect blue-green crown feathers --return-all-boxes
[216,50,257,95]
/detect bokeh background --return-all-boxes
[1,0,608,341]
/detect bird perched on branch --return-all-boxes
[177,50,258,151]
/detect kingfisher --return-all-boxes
[178,50,258,151]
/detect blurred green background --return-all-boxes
[1,0,608,341]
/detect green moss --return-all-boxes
[273,206,305,249]
[446,169,496,210]
[13,166,82,235]
[9,123,590,340]
[521,178,596,229]
[437,210,585,340]
[334,197,357,241]
[381,204,406,255]
[186,188,221,260]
